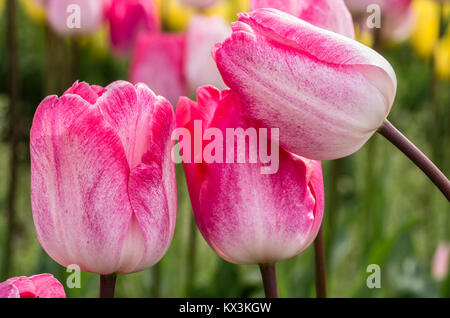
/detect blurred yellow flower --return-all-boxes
[434,32,450,80]
[20,0,46,24]
[355,25,374,48]
[0,0,4,17]
[79,26,111,60]
[411,0,440,59]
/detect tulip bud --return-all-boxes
[213,9,397,160]
[105,0,160,55]
[0,274,66,298]
[30,81,177,275]
[176,86,324,264]
[250,0,355,39]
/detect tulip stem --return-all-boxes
[99,274,117,298]
[314,226,327,298]
[258,264,279,298]
[378,120,450,201]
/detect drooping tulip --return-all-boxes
[185,15,231,94]
[30,81,177,275]
[0,274,66,298]
[250,0,355,39]
[176,86,324,264]
[130,32,187,106]
[46,0,105,35]
[105,0,160,55]
[213,9,397,160]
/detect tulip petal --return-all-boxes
[30,94,133,274]
[250,0,355,38]
[214,8,397,160]
[30,274,66,298]
[0,282,19,298]
[127,92,177,272]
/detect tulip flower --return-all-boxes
[250,0,355,39]
[213,8,396,160]
[105,0,160,55]
[30,81,177,296]
[19,0,46,24]
[411,0,441,59]
[434,32,450,80]
[185,15,231,94]
[46,0,105,35]
[0,274,66,298]
[177,86,324,296]
[130,32,187,106]
[432,243,450,282]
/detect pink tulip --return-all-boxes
[250,0,355,39]
[46,0,105,35]
[185,15,231,94]
[30,81,177,275]
[213,9,396,160]
[0,274,66,298]
[130,32,187,106]
[176,86,324,264]
[105,0,160,55]
[432,243,450,282]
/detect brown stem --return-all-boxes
[2,0,20,280]
[378,120,450,201]
[314,226,327,298]
[258,264,279,298]
[99,274,117,298]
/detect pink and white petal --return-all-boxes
[0,282,20,298]
[4,277,36,298]
[64,81,103,105]
[30,274,66,298]
[30,94,133,274]
[126,98,177,272]
[130,33,187,106]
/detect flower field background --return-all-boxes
[0,0,449,298]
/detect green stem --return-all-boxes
[378,120,450,201]
[314,226,327,298]
[258,264,279,298]
[99,274,117,298]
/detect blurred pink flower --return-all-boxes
[185,15,231,94]
[46,0,105,35]
[176,86,324,264]
[179,0,224,10]
[213,9,396,160]
[250,0,355,38]
[0,274,65,298]
[344,0,415,43]
[30,81,177,275]
[130,32,187,106]
[432,243,450,282]
[105,0,160,55]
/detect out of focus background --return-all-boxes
[0,0,449,298]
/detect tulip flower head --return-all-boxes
[30,81,177,275]
[250,0,355,39]
[106,0,160,55]
[0,274,66,298]
[432,243,450,282]
[131,32,187,106]
[176,86,324,264]
[213,9,397,160]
